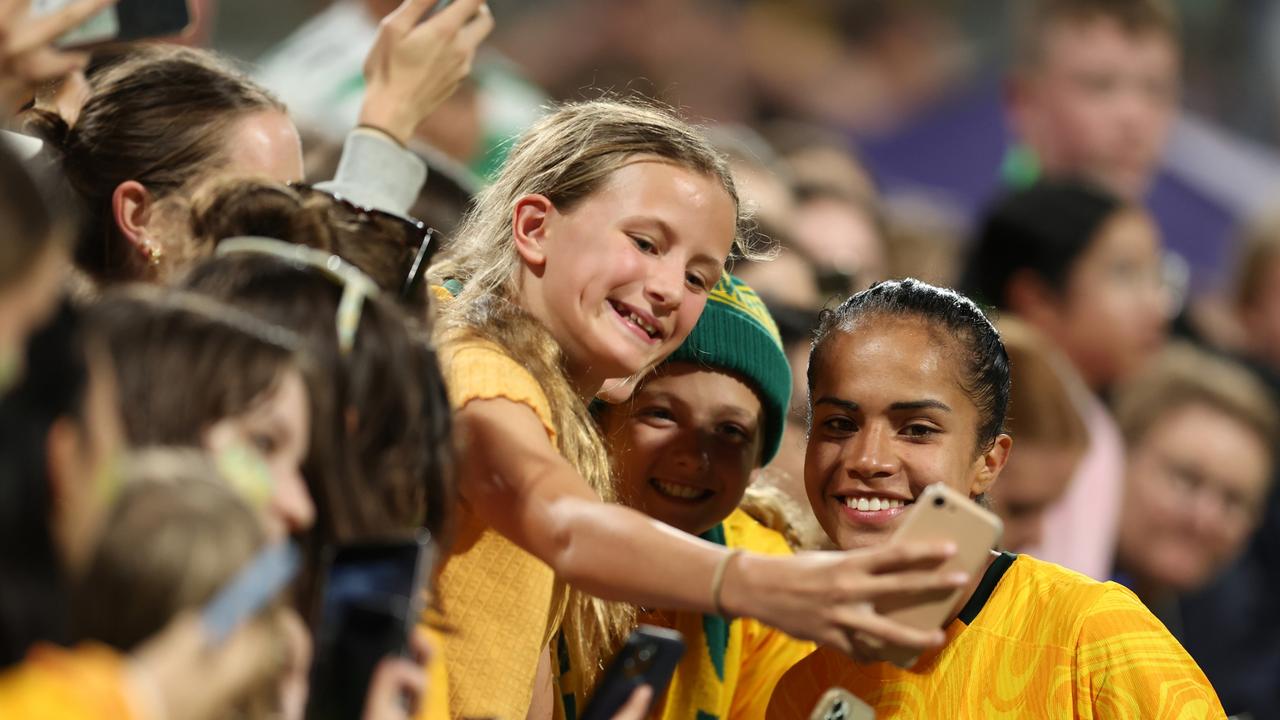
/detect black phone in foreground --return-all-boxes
[580,625,686,720]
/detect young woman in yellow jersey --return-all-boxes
[768,279,1226,719]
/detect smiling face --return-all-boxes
[600,362,764,535]
[204,368,314,540]
[804,316,1010,551]
[516,157,737,390]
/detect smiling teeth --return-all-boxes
[653,479,707,499]
[627,312,658,338]
[844,497,906,511]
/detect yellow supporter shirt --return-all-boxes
[430,332,569,720]
[0,644,142,720]
[645,508,815,720]
[768,553,1226,719]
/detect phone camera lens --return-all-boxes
[933,496,945,507]
[638,645,655,662]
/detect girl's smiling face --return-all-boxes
[804,316,1011,551]
[514,157,736,391]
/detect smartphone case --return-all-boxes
[580,625,685,720]
[873,483,1002,667]
[808,687,876,720]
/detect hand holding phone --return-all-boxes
[580,626,685,720]
[866,483,1002,667]
[358,0,493,145]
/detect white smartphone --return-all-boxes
[873,483,1003,667]
[34,0,192,48]
[808,688,875,720]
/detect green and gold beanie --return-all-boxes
[663,272,792,464]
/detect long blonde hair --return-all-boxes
[431,99,754,692]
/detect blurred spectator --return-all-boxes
[86,289,316,541]
[963,178,1170,579]
[1004,0,1180,200]
[793,184,887,295]
[879,193,964,288]
[0,141,72,395]
[1234,211,1280,379]
[24,45,302,285]
[1113,343,1277,633]
[0,301,122,668]
[988,318,1089,552]
[181,247,454,546]
[734,249,821,518]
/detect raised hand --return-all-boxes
[358,0,495,146]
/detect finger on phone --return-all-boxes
[13,0,115,54]
[455,3,493,48]
[862,540,956,573]
[434,0,485,31]
[384,0,438,29]
[610,684,654,720]
[861,569,969,597]
[407,626,433,666]
[837,609,947,652]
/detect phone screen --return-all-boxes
[306,535,432,720]
[37,0,192,48]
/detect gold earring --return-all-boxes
[144,242,164,268]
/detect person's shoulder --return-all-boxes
[724,508,794,557]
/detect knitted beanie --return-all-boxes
[663,272,792,464]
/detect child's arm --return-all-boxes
[457,397,966,656]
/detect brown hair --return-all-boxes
[188,178,431,314]
[86,286,304,450]
[998,318,1089,451]
[1012,0,1179,70]
[22,44,285,283]
[431,99,752,691]
[180,253,455,549]
[73,449,284,718]
[1115,343,1279,466]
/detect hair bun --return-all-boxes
[19,109,72,154]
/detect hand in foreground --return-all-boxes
[610,685,653,720]
[0,0,114,113]
[359,0,494,146]
[361,626,432,720]
[721,540,969,661]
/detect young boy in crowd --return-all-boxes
[592,273,814,719]
[1004,0,1180,200]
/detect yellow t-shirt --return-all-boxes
[429,334,569,720]
[767,553,1226,719]
[0,644,140,720]
[646,509,815,720]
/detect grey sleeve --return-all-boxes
[316,127,428,216]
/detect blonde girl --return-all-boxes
[428,100,967,717]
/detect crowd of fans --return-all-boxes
[0,0,1276,718]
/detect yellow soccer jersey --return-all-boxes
[768,553,1225,719]
[646,509,816,720]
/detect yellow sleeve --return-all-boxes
[1074,585,1227,720]
[724,510,817,720]
[0,644,143,720]
[414,625,451,720]
[439,337,557,445]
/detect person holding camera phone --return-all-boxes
[767,279,1224,718]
